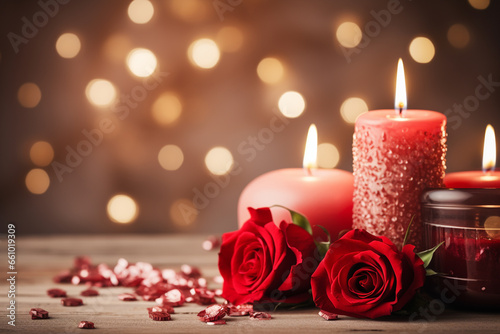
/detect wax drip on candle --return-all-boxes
[482,124,496,173]
[395,58,407,117]
[303,124,318,176]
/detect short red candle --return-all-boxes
[445,124,499,188]
[444,171,500,188]
[238,124,354,239]
[237,168,354,238]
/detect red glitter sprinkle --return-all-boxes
[61,298,83,306]
[207,319,226,325]
[318,310,338,320]
[147,305,175,314]
[197,304,227,322]
[180,264,201,279]
[228,304,253,316]
[118,293,137,301]
[78,321,95,329]
[47,288,67,298]
[30,308,49,319]
[249,312,272,320]
[81,288,99,296]
[149,311,172,321]
[155,289,185,307]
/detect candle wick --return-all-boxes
[399,107,403,117]
[306,167,312,176]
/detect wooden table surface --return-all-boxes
[1,235,499,333]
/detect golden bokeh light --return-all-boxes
[30,141,54,167]
[152,92,182,126]
[278,91,306,118]
[205,146,234,175]
[25,168,50,195]
[216,26,244,53]
[336,22,363,48]
[107,194,139,224]
[409,37,435,64]
[103,34,132,62]
[318,143,340,169]
[55,33,81,59]
[468,0,490,10]
[340,97,369,124]
[168,0,209,23]
[126,48,158,77]
[447,24,470,49]
[128,0,154,24]
[257,57,284,84]
[85,79,117,107]
[170,198,198,226]
[188,38,220,69]
[18,82,41,108]
[158,144,184,171]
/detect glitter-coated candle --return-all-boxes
[352,59,447,249]
[352,110,447,249]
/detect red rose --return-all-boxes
[219,207,318,305]
[311,229,425,319]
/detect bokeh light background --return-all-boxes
[1,0,499,235]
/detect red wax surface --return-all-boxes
[444,171,500,188]
[353,109,447,249]
[237,168,353,239]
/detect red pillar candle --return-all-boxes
[352,59,447,249]
[444,125,500,188]
[238,125,354,239]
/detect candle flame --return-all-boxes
[395,58,407,117]
[483,124,496,172]
[303,124,318,171]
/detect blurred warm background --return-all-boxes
[1,0,499,235]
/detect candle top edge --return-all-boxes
[356,109,446,125]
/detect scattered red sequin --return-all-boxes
[228,303,254,316]
[61,298,83,306]
[52,256,226,324]
[78,321,95,329]
[30,308,49,319]
[249,312,272,320]
[147,305,175,314]
[118,293,137,301]
[318,310,338,320]
[149,311,172,321]
[198,304,227,322]
[47,288,67,298]
[207,319,226,325]
[155,289,185,307]
[81,288,99,296]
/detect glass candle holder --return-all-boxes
[422,189,500,310]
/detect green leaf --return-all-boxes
[313,225,331,258]
[402,215,415,248]
[417,241,444,268]
[425,268,438,276]
[271,205,312,235]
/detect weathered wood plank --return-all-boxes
[1,235,499,333]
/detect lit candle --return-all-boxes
[352,59,447,249]
[444,125,500,188]
[237,124,354,239]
